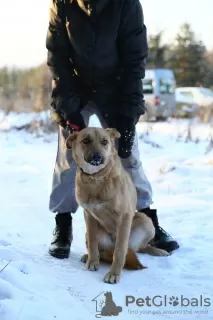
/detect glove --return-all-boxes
[65,111,85,133]
[50,108,66,128]
[50,108,85,132]
[50,96,85,133]
[51,94,81,121]
[116,116,136,159]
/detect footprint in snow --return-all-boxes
[0,240,11,247]
[0,279,14,300]
[0,261,31,294]
[12,261,29,275]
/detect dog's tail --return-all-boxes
[99,248,147,270]
[116,306,123,313]
[139,246,170,256]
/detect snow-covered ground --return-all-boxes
[0,116,213,320]
[0,110,50,132]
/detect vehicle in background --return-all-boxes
[175,87,213,108]
[140,68,176,121]
[175,90,199,118]
[176,87,213,122]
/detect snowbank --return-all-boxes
[0,110,50,131]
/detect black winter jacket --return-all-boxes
[46,0,148,120]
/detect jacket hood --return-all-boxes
[76,0,111,16]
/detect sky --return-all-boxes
[0,0,213,68]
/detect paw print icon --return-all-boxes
[169,296,179,307]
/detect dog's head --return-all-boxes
[104,292,112,299]
[66,127,120,174]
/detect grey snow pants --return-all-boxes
[49,102,153,214]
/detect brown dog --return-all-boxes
[66,127,169,284]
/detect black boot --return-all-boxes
[49,213,73,259]
[142,207,179,252]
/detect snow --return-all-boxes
[0,115,213,319]
[0,110,49,131]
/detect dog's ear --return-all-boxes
[106,128,121,140]
[65,132,78,149]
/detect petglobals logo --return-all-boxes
[92,291,122,318]
[126,295,211,308]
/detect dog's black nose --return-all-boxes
[88,152,104,166]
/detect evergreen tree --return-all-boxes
[147,31,168,68]
[167,23,207,86]
[204,51,213,88]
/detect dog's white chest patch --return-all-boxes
[81,202,105,211]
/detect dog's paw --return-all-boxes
[86,259,100,271]
[155,248,170,256]
[104,271,120,284]
[80,254,88,263]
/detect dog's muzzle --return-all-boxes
[85,152,104,166]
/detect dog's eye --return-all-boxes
[101,139,108,146]
[83,137,90,144]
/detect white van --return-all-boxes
[141,68,176,121]
[176,87,213,108]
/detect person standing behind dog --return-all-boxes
[46,0,179,259]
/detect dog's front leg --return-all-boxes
[104,214,132,284]
[84,209,100,271]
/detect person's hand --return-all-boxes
[50,108,66,128]
[116,116,136,159]
[50,107,85,133]
[65,111,85,133]
[50,96,85,133]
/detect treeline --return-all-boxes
[147,23,213,88]
[0,64,51,113]
[0,23,213,113]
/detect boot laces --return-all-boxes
[53,220,72,244]
[156,226,171,239]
